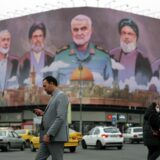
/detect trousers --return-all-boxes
[147,145,160,160]
[35,142,64,160]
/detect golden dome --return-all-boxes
[70,66,94,81]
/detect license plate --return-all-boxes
[110,135,117,137]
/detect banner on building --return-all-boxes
[0,7,159,107]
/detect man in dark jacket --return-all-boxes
[143,101,160,160]
[110,18,152,86]
[19,22,53,87]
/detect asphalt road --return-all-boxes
[1,144,160,160]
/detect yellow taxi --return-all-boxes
[69,128,82,142]
[30,129,81,152]
[15,129,34,147]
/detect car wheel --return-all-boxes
[1,148,6,152]
[30,143,36,152]
[5,143,10,151]
[26,140,30,148]
[20,143,25,151]
[81,140,87,149]
[69,147,76,152]
[96,141,103,149]
[129,139,133,144]
[117,146,123,150]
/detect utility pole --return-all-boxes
[79,62,83,133]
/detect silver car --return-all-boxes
[123,127,143,143]
[0,130,26,151]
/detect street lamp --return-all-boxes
[79,62,83,133]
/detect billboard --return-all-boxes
[0,7,160,107]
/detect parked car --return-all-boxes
[0,129,26,151]
[15,129,34,147]
[69,128,82,142]
[81,126,124,150]
[123,127,143,143]
[30,128,80,152]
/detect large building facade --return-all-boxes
[0,66,146,133]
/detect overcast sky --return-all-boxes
[0,0,160,20]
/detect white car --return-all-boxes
[81,126,123,150]
[123,127,143,143]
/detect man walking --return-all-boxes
[34,76,69,160]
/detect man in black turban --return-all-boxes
[110,18,152,87]
[19,22,54,87]
[118,18,139,39]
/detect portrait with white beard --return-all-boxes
[19,22,54,87]
[110,18,152,89]
[0,47,10,55]
[0,29,19,93]
[120,41,136,53]
[52,14,113,85]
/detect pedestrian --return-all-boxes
[143,99,160,160]
[34,76,69,160]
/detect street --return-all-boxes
[0,143,156,160]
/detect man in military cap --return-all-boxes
[110,18,152,86]
[19,22,54,86]
[53,14,113,85]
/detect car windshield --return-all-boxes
[69,129,76,133]
[104,128,119,133]
[133,128,142,132]
[0,130,7,136]
[15,130,26,134]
